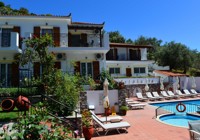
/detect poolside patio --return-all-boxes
[92,102,190,140]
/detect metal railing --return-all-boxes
[155,102,200,118]
[22,94,81,138]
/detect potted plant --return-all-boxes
[82,109,94,140]
[120,105,129,116]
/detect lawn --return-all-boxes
[0,108,18,123]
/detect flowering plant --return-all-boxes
[82,109,93,128]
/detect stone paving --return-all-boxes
[91,101,190,140]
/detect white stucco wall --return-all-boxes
[86,90,119,114]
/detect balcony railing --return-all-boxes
[31,33,109,48]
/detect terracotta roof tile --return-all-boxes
[110,43,153,48]
[154,70,188,77]
[71,22,104,26]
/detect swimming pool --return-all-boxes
[159,114,200,127]
[150,99,200,127]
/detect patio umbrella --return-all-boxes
[183,77,189,90]
[160,78,164,91]
[176,77,180,89]
[145,78,149,92]
[103,78,109,123]
[191,76,196,89]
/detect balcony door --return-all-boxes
[81,62,93,78]
[1,28,12,47]
[0,64,11,87]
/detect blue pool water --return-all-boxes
[160,114,200,127]
[150,99,200,127]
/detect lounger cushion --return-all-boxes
[104,122,131,129]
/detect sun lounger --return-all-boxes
[89,110,123,123]
[183,89,197,97]
[160,91,173,99]
[128,103,146,109]
[152,92,164,100]
[145,92,157,101]
[136,92,148,102]
[176,90,189,98]
[92,115,130,135]
[167,91,179,99]
[190,89,199,95]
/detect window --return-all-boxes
[81,62,93,78]
[134,67,145,74]
[41,29,53,36]
[1,28,12,47]
[0,64,11,87]
[109,68,120,74]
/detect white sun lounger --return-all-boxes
[128,103,146,109]
[190,89,199,95]
[89,110,123,123]
[92,115,130,135]
[176,90,189,98]
[152,92,164,100]
[160,91,173,99]
[146,92,157,101]
[183,89,197,97]
[167,91,179,99]
[136,92,148,102]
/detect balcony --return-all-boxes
[0,32,21,53]
[48,33,109,54]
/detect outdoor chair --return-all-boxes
[183,89,197,98]
[92,115,130,135]
[136,92,148,102]
[145,92,157,101]
[152,92,164,100]
[89,110,123,123]
[128,103,146,109]
[160,91,173,99]
[188,120,200,140]
[167,91,179,99]
[190,89,199,95]
[176,90,190,98]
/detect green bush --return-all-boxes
[95,69,117,90]
[0,87,38,97]
[45,70,80,116]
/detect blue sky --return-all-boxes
[2,0,200,51]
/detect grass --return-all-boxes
[0,108,18,122]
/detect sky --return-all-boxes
[2,0,200,51]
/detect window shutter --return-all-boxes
[54,62,61,69]
[34,62,40,78]
[53,27,60,47]
[68,33,72,47]
[114,48,118,60]
[81,33,87,46]
[13,26,21,48]
[34,27,40,38]
[93,61,99,80]
[11,62,19,87]
[74,61,80,74]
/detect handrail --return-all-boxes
[21,95,80,138]
[155,102,200,118]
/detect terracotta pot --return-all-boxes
[104,108,111,116]
[82,126,94,140]
[121,110,127,116]
[1,98,15,111]
[15,95,30,111]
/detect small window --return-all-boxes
[134,67,145,74]
[109,68,120,74]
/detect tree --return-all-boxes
[134,36,163,60]
[0,2,5,7]
[109,31,126,43]
[19,7,29,15]
[154,41,192,73]
[126,38,134,44]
